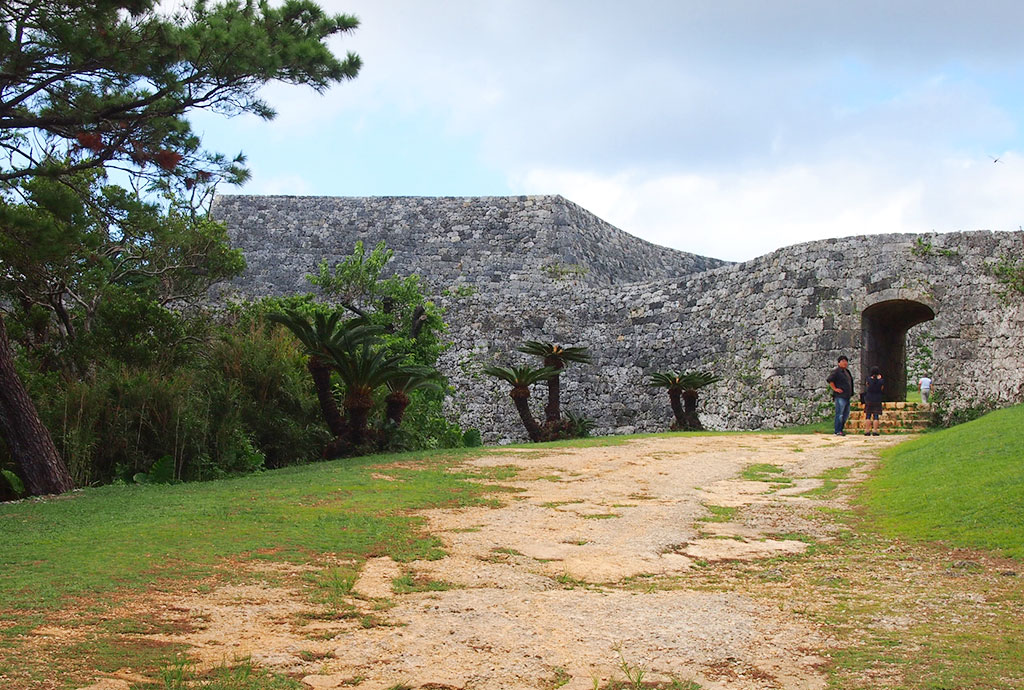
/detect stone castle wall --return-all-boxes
[213,194,1024,443]
[212,195,726,296]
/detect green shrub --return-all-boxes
[202,319,328,469]
[7,313,328,486]
[564,411,595,438]
[3,296,466,488]
[2,243,468,489]
[133,455,177,484]
[461,428,482,447]
[0,468,24,500]
[30,365,211,485]
[380,388,465,451]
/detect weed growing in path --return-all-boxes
[697,504,737,523]
[740,463,794,489]
[391,573,457,594]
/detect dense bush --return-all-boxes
[7,313,328,486]
[203,318,329,470]
[0,232,470,494]
[382,387,465,451]
[1,300,467,491]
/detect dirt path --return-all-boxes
[80,433,906,690]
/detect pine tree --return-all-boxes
[0,0,361,494]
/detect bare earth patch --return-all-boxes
[66,433,955,690]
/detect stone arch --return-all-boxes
[860,299,936,401]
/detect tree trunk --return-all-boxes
[409,305,428,339]
[668,388,685,428]
[544,374,561,423]
[307,357,346,438]
[0,314,74,495]
[385,390,409,427]
[344,392,373,446]
[511,388,543,442]
[543,356,563,423]
[681,390,704,431]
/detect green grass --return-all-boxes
[859,403,1024,558]
[740,463,786,481]
[801,465,853,499]
[740,463,795,489]
[0,448,507,614]
[698,504,737,523]
[391,574,456,594]
[156,657,303,690]
[0,447,513,687]
[306,566,359,612]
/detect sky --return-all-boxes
[190,1,1024,263]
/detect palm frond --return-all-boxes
[518,341,593,365]
[269,307,382,358]
[677,371,721,390]
[647,371,685,388]
[327,342,406,392]
[386,366,444,394]
[648,370,720,390]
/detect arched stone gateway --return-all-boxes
[212,194,1024,440]
[861,299,935,401]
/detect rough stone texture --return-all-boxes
[213,194,1024,443]
[213,194,725,296]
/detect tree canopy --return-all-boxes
[0,0,360,190]
[0,0,362,495]
[0,171,245,375]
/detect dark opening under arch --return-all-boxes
[861,299,935,402]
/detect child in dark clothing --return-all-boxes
[863,367,885,435]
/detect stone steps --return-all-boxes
[846,401,931,433]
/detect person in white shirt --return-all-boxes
[918,375,932,404]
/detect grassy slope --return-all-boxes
[860,403,1024,558]
[3,414,1022,688]
[0,447,521,688]
[5,407,1020,617]
[0,448,509,614]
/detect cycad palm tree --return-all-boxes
[384,366,443,427]
[483,365,558,442]
[517,341,592,422]
[648,370,720,431]
[326,341,407,445]
[268,308,381,439]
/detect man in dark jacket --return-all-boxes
[826,355,855,436]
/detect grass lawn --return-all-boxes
[0,447,515,688]
[859,403,1024,558]
[1,408,1021,689]
[0,448,514,611]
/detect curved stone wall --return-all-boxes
[213,194,1024,442]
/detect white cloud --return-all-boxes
[517,153,1024,262]
[193,1,1024,258]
